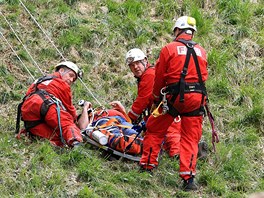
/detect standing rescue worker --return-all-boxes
[125,48,181,158]
[18,61,83,148]
[139,16,209,191]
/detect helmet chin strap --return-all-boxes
[140,60,147,70]
[175,29,193,38]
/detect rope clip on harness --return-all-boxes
[152,87,169,118]
[52,97,67,146]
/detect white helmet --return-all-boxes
[173,16,197,32]
[55,61,82,79]
[125,48,147,65]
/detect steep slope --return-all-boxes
[0,0,263,197]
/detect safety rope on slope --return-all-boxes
[19,0,66,61]
[18,0,104,107]
[78,78,103,107]
[0,11,44,76]
[0,30,35,81]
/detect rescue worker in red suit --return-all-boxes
[125,48,181,158]
[139,16,208,191]
[20,61,83,147]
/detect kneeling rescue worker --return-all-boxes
[139,16,209,191]
[125,48,181,158]
[16,61,83,148]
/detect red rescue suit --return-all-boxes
[140,33,208,180]
[128,64,155,122]
[21,72,82,147]
[94,109,127,121]
[128,64,181,157]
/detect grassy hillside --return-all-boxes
[0,0,263,197]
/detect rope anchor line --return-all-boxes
[0,10,44,75]
[1,0,104,107]
[0,30,35,81]
[19,0,103,107]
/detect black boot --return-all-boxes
[183,176,198,191]
[139,166,153,175]
[72,141,81,149]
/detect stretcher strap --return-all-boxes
[54,99,66,145]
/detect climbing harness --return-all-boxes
[152,87,169,117]
[15,75,68,146]
[15,76,56,134]
[166,39,207,117]
[161,87,169,115]
[152,39,207,118]
[151,38,219,150]
[54,99,66,145]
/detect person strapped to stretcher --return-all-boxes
[77,101,144,155]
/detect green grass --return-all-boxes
[155,0,180,19]
[0,0,263,197]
